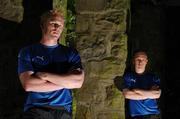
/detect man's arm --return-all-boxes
[134,88,161,99]
[36,69,85,89]
[123,88,148,100]
[123,88,161,100]
[19,71,64,92]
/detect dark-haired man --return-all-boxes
[122,50,161,119]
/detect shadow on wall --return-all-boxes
[0,17,23,119]
[125,0,180,119]
[125,0,165,119]
[0,0,52,118]
[163,6,180,119]
[20,0,53,45]
[113,76,131,119]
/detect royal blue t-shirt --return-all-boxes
[123,72,160,117]
[18,43,83,112]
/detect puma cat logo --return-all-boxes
[130,79,136,83]
[36,56,44,61]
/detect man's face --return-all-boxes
[133,52,148,74]
[42,16,64,40]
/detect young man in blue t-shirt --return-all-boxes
[18,9,84,119]
[122,50,161,119]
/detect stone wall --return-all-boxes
[75,0,129,119]
[0,0,23,22]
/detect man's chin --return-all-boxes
[50,35,60,39]
[135,68,145,74]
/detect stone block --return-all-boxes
[105,0,129,10]
[76,0,106,12]
[76,15,91,33]
[10,0,22,6]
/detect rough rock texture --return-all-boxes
[0,0,23,22]
[75,0,129,119]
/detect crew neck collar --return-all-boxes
[39,43,59,48]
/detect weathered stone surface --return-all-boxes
[76,79,125,119]
[76,0,106,12]
[105,0,129,10]
[0,0,23,22]
[76,14,92,33]
[76,33,127,63]
[75,0,128,118]
[10,0,22,6]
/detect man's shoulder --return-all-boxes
[145,72,157,77]
[20,44,39,51]
[144,72,160,81]
[18,44,41,57]
[58,44,79,54]
[59,44,76,50]
[123,71,135,78]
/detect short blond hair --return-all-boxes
[40,9,64,28]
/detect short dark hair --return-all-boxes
[132,49,148,58]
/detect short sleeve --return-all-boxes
[152,74,160,87]
[18,47,34,74]
[122,72,133,89]
[68,48,83,71]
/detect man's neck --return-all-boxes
[40,37,58,46]
[135,70,146,75]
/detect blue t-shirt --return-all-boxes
[123,72,160,117]
[18,43,83,112]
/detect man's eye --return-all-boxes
[51,23,61,27]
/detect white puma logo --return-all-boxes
[36,56,44,61]
[32,56,49,65]
[130,79,136,83]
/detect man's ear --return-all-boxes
[132,59,135,65]
[40,24,46,34]
[40,24,43,30]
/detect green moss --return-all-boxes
[72,91,77,119]
[112,113,122,119]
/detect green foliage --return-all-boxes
[53,0,67,16]
[55,0,76,46]
[53,0,67,45]
[66,0,76,47]
[66,1,77,118]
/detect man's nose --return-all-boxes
[54,24,60,29]
[138,60,143,64]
